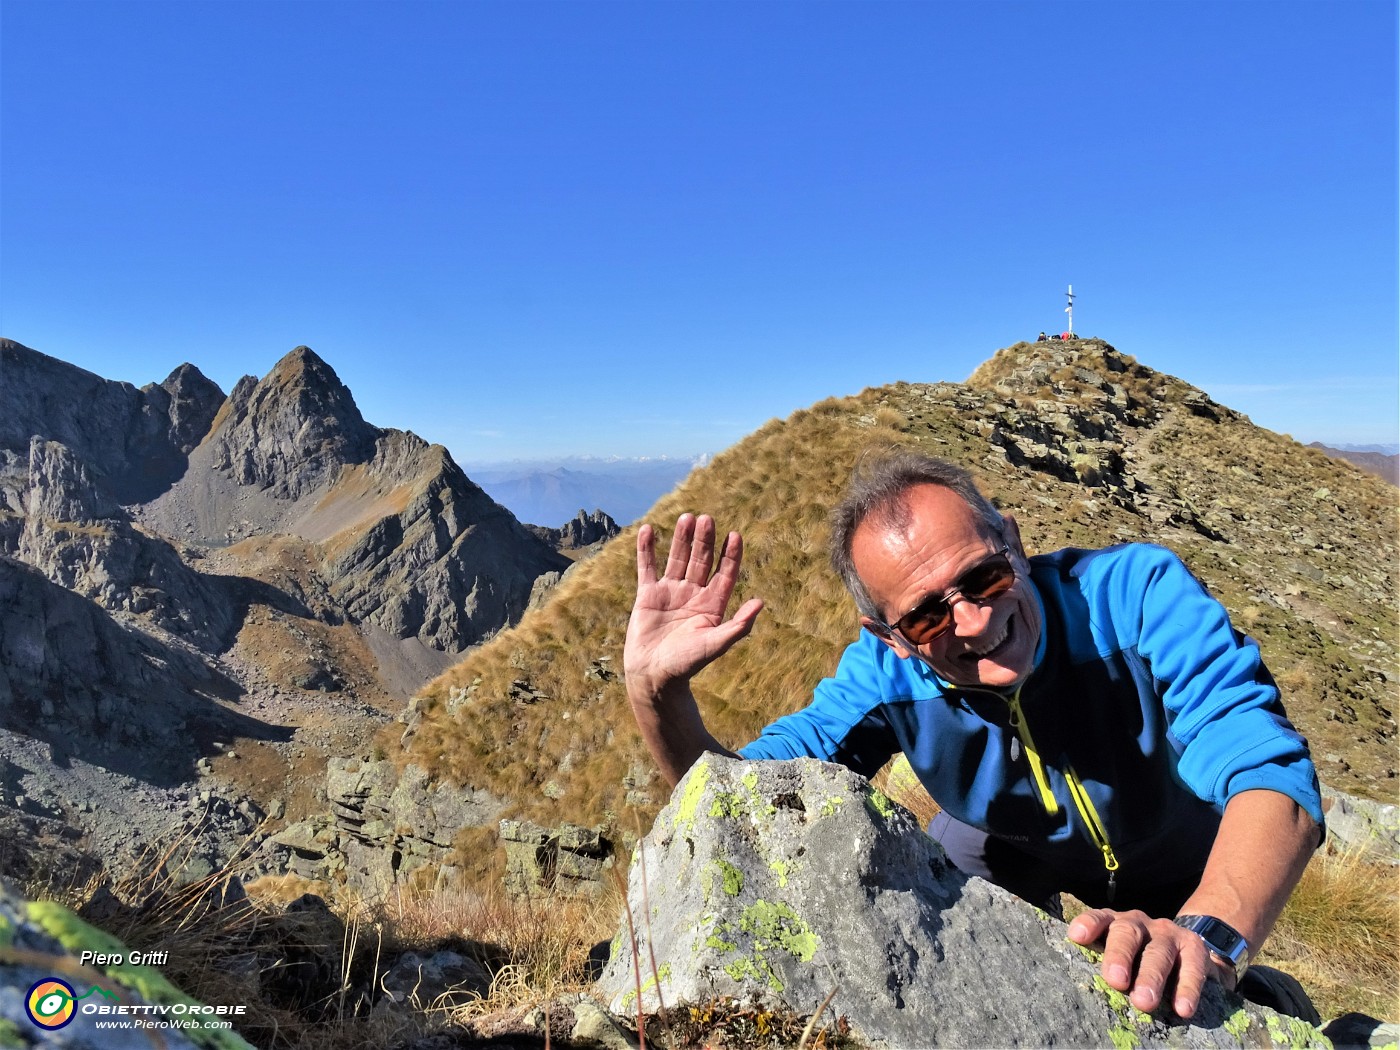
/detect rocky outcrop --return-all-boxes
[528,508,621,550]
[598,755,1329,1049]
[269,757,504,897]
[1322,784,1399,864]
[0,558,273,787]
[500,819,614,898]
[17,438,234,646]
[318,440,566,651]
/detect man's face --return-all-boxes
[851,483,1041,689]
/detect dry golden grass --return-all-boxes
[28,828,626,1049]
[1257,846,1400,1021]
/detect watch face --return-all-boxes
[1185,916,1247,962]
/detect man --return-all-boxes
[624,449,1322,1022]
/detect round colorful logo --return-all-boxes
[26,978,77,1029]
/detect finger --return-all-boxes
[636,524,657,588]
[685,515,717,586]
[711,531,745,590]
[663,514,696,579]
[1126,933,1180,1013]
[1098,914,1148,992]
[1066,908,1113,947]
[1170,935,1212,1020]
[707,598,765,656]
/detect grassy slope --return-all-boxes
[401,340,1397,854]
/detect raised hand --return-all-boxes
[625,513,764,695]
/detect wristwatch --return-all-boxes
[1174,914,1250,982]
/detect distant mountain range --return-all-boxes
[1308,443,1398,486]
[463,455,707,527]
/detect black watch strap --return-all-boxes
[1174,914,1250,979]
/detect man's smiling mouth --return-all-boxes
[964,617,1012,659]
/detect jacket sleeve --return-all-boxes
[737,634,901,780]
[1105,544,1324,827]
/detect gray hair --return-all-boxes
[829,448,1004,620]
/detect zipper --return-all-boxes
[996,684,1122,902]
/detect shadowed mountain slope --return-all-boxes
[401,338,1397,845]
[0,339,566,877]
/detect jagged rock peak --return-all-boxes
[152,362,226,454]
[0,339,225,503]
[528,508,622,550]
[209,345,380,499]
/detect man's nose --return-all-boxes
[949,594,992,634]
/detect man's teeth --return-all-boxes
[967,620,1009,657]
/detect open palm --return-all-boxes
[625,514,763,690]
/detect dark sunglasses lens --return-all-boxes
[898,596,951,645]
[963,555,1016,599]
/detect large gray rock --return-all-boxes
[597,755,1329,1049]
[1321,784,1399,865]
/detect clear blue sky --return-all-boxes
[3,1,1396,460]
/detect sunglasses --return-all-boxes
[873,544,1017,646]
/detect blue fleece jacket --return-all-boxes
[738,543,1322,893]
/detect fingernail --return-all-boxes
[1107,964,1130,986]
[1176,997,1196,1018]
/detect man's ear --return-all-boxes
[1001,513,1028,560]
[861,617,912,660]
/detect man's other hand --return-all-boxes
[625,513,764,698]
[1067,908,1234,1020]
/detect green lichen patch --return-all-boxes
[768,859,791,888]
[674,760,712,832]
[702,859,745,900]
[706,931,739,953]
[863,787,896,820]
[819,795,845,818]
[739,900,820,963]
[1091,974,1151,1027]
[1073,941,1104,963]
[710,792,745,819]
[1223,1008,1251,1040]
[1265,1011,1331,1049]
[621,963,674,1009]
